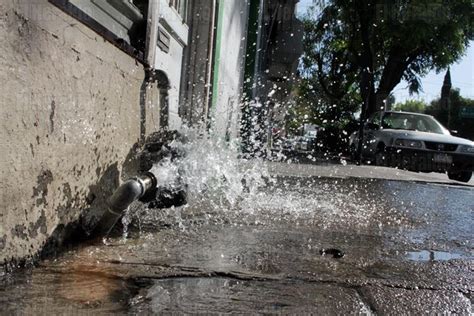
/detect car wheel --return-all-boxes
[447,171,472,183]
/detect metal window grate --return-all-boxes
[157,27,171,53]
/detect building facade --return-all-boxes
[0,0,251,267]
[180,0,250,141]
[0,0,301,267]
[241,0,303,154]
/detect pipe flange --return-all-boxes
[130,177,147,198]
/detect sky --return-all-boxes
[296,0,474,104]
[392,45,474,104]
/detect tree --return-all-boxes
[301,0,473,115]
[426,89,474,139]
[393,100,427,113]
[290,78,359,153]
[292,78,359,126]
[385,94,396,110]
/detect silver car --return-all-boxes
[349,111,474,183]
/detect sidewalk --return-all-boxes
[264,160,474,186]
[2,160,473,314]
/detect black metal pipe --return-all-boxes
[108,173,156,212]
[91,172,157,237]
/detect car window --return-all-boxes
[382,113,447,134]
[383,115,407,130]
[416,119,428,132]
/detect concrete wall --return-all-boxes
[0,0,159,266]
[0,0,249,268]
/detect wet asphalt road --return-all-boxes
[1,164,473,314]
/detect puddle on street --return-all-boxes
[0,264,141,314]
[406,250,473,262]
[129,277,369,314]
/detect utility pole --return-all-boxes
[357,93,369,165]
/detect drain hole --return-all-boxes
[320,248,345,259]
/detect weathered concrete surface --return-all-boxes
[360,286,471,315]
[0,0,160,266]
[1,170,472,314]
[265,160,474,186]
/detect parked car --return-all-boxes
[281,137,296,151]
[293,136,309,151]
[349,111,474,182]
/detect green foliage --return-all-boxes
[393,100,427,113]
[426,89,474,139]
[385,94,396,109]
[290,78,359,132]
[294,79,359,122]
[288,78,359,153]
[299,0,474,114]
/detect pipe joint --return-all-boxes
[107,173,157,213]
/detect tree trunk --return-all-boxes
[357,1,376,116]
[374,47,421,113]
[356,0,376,161]
[374,90,390,111]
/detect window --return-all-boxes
[381,113,446,134]
[49,0,149,60]
[169,0,188,20]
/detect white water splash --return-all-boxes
[162,126,271,210]
[139,126,388,230]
